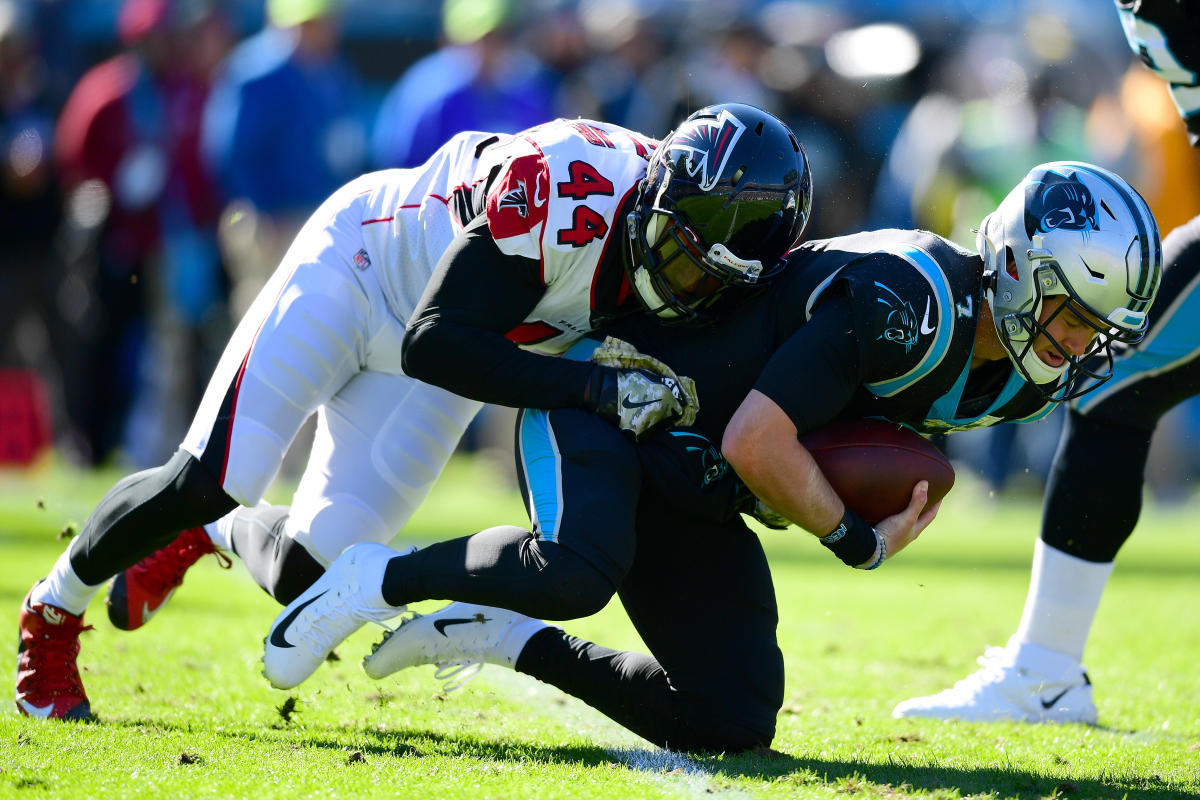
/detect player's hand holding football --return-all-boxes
[873,480,940,564]
[818,480,940,570]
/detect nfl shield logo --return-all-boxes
[353,249,371,270]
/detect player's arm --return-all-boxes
[722,283,937,566]
[721,289,859,535]
[402,215,599,409]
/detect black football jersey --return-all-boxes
[605,229,1057,440]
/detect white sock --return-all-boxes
[31,547,105,617]
[493,616,555,668]
[204,507,242,552]
[1012,539,1114,664]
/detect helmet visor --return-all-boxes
[649,224,725,305]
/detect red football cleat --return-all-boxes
[106,527,232,631]
[16,586,93,720]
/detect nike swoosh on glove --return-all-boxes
[585,336,699,437]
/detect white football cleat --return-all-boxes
[263,542,409,689]
[363,601,551,690]
[892,640,1098,724]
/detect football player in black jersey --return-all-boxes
[894,0,1200,725]
[261,159,1161,753]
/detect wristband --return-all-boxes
[859,528,886,570]
[818,509,878,567]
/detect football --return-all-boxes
[799,418,955,525]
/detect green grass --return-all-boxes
[1,456,1198,799]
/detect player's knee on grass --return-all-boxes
[662,692,778,754]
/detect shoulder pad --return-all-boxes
[836,246,958,397]
[485,144,551,262]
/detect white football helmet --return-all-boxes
[977,161,1162,400]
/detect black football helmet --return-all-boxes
[626,102,812,324]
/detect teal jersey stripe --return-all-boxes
[866,244,956,398]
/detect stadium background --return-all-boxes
[3,0,1199,501]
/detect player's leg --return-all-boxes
[524,512,783,751]
[219,368,482,604]
[101,199,385,630]
[378,408,640,616]
[17,209,372,719]
[893,215,1200,724]
[263,408,642,688]
[364,505,783,752]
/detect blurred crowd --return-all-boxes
[3,0,1199,495]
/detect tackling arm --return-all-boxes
[402,216,599,409]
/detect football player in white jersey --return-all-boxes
[16,103,812,720]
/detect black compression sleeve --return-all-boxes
[752,291,863,433]
[402,216,598,409]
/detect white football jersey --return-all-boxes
[479,119,657,353]
[355,119,656,355]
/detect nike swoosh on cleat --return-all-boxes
[1040,687,1072,709]
[433,617,489,636]
[621,397,660,409]
[16,698,55,719]
[269,591,327,649]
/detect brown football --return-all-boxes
[799,419,955,525]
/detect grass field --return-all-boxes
[1,456,1198,799]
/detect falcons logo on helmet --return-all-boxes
[666,108,747,192]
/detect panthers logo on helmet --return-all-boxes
[667,108,747,192]
[1024,170,1098,238]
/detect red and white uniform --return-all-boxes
[181,120,655,564]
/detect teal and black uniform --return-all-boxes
[378,227,1073,752]
[617,228,1057,443]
